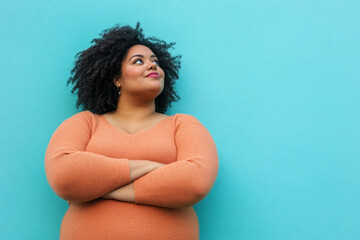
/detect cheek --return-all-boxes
[123,68,142,79]
[160,69,165,78]
[161,70,165,84]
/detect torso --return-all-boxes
[59,112,200,240]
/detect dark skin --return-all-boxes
[103,44,168,134]
[101,44,168,202]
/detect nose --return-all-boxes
[147,60,157,70]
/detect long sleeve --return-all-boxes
[44,111,130,203]
[133,114,219,208]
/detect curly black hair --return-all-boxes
[67,22,181,114]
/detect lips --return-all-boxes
[146,72,160,78]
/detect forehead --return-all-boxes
[126,44,155,57]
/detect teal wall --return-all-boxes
[1,1,359,239]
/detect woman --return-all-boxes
[45,22,219,240]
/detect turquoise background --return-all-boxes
[1,1,359,239]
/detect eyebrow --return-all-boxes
[129,54,157,62]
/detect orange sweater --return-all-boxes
[45,111,218,240]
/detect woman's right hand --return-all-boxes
[149,161,166,171]
[128,160,166,182]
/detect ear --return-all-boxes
[113,78,121,87]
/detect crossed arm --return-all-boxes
[102,160,166,203]
[45,112,218,208]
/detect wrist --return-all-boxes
[128,160,156,181]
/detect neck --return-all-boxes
[111,94,157,123]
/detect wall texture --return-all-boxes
[1,0,359,239]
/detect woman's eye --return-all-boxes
[134,59,143,64]
[133,58,159,66]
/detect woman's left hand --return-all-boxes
[102,182,135,202]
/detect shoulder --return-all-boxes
[64,110,94,121]
[174,113,201,124]
[60,110,96,128]
[173,113,208,131]
[173,113,215,141]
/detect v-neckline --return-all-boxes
[99,114,174,136]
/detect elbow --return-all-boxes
[193,181,212,200]
[188,158,219,204]
[45,154,93,203]
[47,172,76,201]
[185,179,214,206]
[174,183,211,208]
[176,167,218,208]
[46,169,89,203]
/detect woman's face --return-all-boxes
[115,44,165,99]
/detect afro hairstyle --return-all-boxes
[67,22,182,114]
